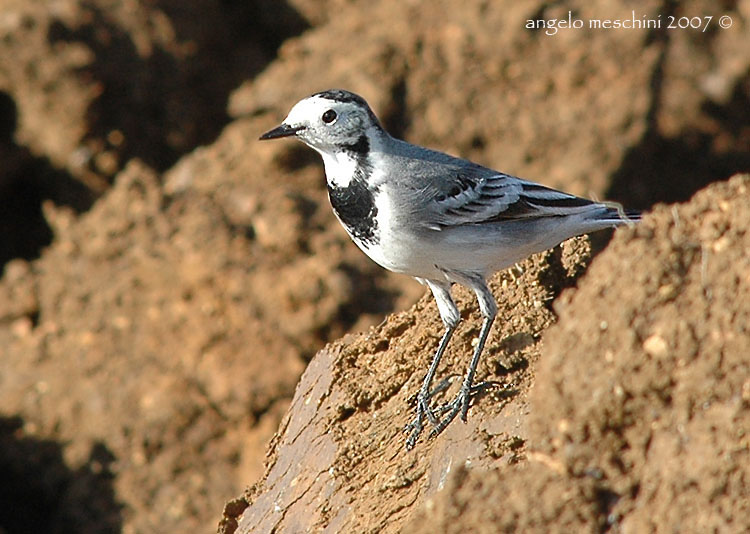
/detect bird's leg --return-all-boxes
[430,279,497,439]
[430,314,494,437]
[404,324,456,449]
[416,325,457,425]
[404,280,459,450]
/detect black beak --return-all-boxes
[259,124,306,140]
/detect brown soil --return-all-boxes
[0,1,748,533]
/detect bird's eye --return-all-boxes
[321,109,337,124]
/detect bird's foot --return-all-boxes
[404,378,455,449]
[428,380,498,439]
[405,379,500,448]
[403,399,431,450]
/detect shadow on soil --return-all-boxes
[0,416,122,534]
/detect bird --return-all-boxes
[260,89,639,449]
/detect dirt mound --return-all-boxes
[0,0,306,263]
[0,0,748,533]
[528,174,750,532]
[224,235,591,533]
[230,176,750,533]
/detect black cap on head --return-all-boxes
[313,89,369,106]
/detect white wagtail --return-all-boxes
[260,89,639,449]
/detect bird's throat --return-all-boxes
[322,150,365,189]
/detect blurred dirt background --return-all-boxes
[0,0,748,533]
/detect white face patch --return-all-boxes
[282,96,330,129]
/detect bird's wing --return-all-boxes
[419,169,597,229]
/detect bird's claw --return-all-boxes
[410,380,499,446]
[404,391,441,449]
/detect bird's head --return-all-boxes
[259,89,383,156]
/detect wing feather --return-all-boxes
[424,171,597,229]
